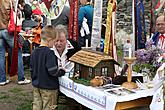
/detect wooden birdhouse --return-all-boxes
[69,49,119,80]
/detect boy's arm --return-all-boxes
[46,51,65,77]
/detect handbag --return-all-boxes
[8,1,21,33]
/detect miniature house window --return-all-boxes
[88,68,93,77]
[101,67,108,76]
[75,63,80,71]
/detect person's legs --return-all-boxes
[18,48,25,81]
[33,87,42,110]
[6,33,25,81]
[0,30,7,83]
[6,31,30,84]
[41,89,58,110]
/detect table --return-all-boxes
[59,76,154,110]
[115,96,152,110]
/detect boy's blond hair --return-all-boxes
[41,25,57,41]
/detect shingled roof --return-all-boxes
[69,49,115,68]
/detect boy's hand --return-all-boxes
[59,67,65,76]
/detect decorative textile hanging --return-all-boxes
[104,0,115,55]
[68,0,78,41]
[112,0,117,59]
[155,0,165,13]
[41,0,53,10]
[111,1,119,75]
[91,0,102,50]
[49,0,66,19]
[10,0,19,77]
[136,0,146,49]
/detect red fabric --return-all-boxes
[73,0,78,41]
[68,0,78,41]
[68,0,74,40]
[9,9,19,76]
[159,34,165,39]
[8,7,21,33]
[8,7,15,33]
[32,8,43,15]
[41,0,52,10]
[10,29,18,77]
[155,0,160,9]
[159,34,165,49]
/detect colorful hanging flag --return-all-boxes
[104,0,115,55]
[91,0,102,50]
[111,0,120,75]
[68,0,78,41]
[39,2,50,17]
[155,0,165,14]
[136,0,146,49]
[41,0,53,10]
[49,0,66,19]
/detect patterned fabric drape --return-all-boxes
[68,0,78,41]
[136,0,146,49]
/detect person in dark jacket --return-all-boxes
[30,25,65,110]
[22,4,38,68]
[22,4,38,31]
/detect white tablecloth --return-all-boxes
[59,76,154,110]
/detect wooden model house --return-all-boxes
[69,49,119,80]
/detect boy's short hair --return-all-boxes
[41,25,56,40]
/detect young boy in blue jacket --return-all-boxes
[30,25,65,110]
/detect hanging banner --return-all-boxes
[10,0,19,76]
[104,0,114,55]
[39,2,50,17]
[111,1,120,75]
[112,0,117,59]
[91,0,102,50]
[68,0,78,41]
[136,0,146,49]
[68,0,74,39]
[49,0,67,19]
[154,0,165,13]
[41,0,53,10]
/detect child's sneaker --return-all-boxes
[18,79,31,85]
[0,80,10,86]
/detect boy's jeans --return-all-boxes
[0,29,25,82]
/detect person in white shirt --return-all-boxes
[52,25,81,69]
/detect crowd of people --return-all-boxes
[0,0,164,110]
